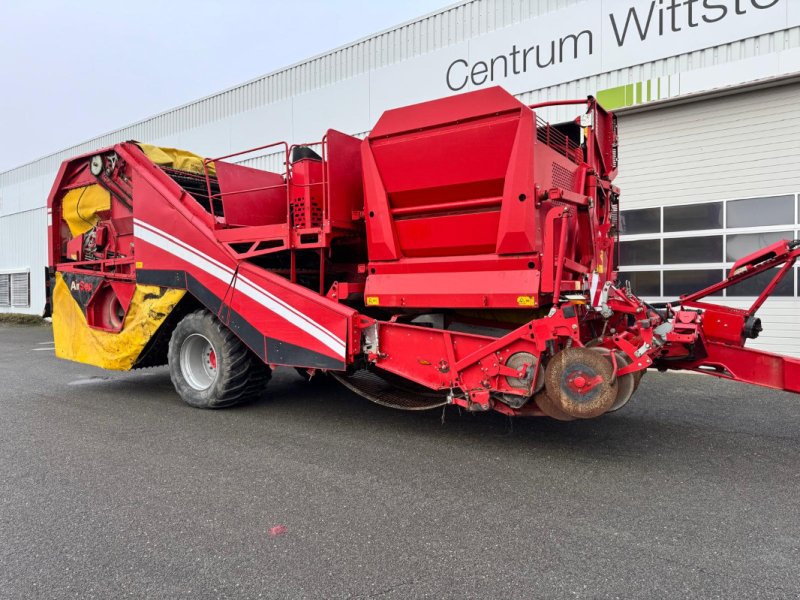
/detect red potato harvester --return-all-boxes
[46,86,800,419]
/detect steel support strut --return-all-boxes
[656,239,800,394]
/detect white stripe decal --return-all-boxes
[133,219,346,358]
[237,274,343,345]
[135,219,233,275]
[134,219,344,352]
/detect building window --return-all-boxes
[726,268,794,297]
[726,231,793,262]
[663,235,722,264]
[619,270,660,296]
[618,193,799,299]
[663,270,724,298]
[620,208,660,235]
[727,195,793,229]
[664,202,722,232]
[619,240,659,266]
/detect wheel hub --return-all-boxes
[180,333,219,391]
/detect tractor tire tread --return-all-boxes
[168,310,271,409]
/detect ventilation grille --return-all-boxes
[0,274,9,307]
[291,198,322,228]
[0,272,29,308]
[11,272,29,307]
[552,163,577,191]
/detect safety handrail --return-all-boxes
[289,139,331,228]
[528,98,594,110]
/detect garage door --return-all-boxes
[615,82,800,357]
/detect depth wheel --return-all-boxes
[590,347,635,413]
[533,390,576,421]
[168,310,271,408]
[544,347,619,419]
[632,368,645,392]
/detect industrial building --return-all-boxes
[2,0,799,354]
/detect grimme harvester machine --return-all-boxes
[47,87,800,419]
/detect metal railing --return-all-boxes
[535,116,580,163]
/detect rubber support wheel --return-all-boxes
[632,368,645,392]
[533,389,576,421]
[168,310,271,408]
[590,348,635,413]
[607,351,635,412]
[544,347,619,419]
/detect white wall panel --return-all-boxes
[171,119,232,160]
[293,74,371,142]
[0,208,46,314]
[228,99,294,152]
[369,41,468,117]
[617,82,800,208]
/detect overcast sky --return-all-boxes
[0,0,453,172]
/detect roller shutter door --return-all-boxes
[615,82,800,357]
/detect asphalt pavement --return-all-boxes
[1,324,799,599]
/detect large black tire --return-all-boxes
[168,310,271,408]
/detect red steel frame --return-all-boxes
[46,86,800,417]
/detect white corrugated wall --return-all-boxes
[0,208,47,315]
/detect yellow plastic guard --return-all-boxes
[52,273,185,371]
[137,143,215,175]
[62,185,111,236]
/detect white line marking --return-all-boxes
[68,377,110,386]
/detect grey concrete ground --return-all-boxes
[1,324,799,599]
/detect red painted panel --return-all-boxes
[394,211,500,258]
[326,129,363,228]
[369,86,524,138]
[215,161,287,227]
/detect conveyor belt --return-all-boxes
[331,368,449,411]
